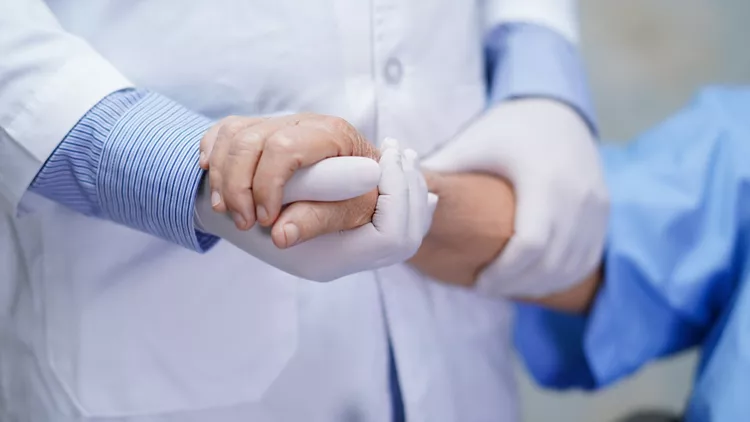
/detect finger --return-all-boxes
[403,149,426,252]
[267,156,382,248]
[221,127,263,229]
[252,123,352,226]
[201,117,267,169]
[207,117,248,213]
[199,123,221,170]
[270,190,377,249]
[309,115,376,158]
[371,145,409,237]
[282,156,381,204]
[220,116,301,229]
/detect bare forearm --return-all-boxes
[409,172,514,286]
[411,169,604,313]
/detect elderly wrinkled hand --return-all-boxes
[199,113,381,248]
[197,137,434,282]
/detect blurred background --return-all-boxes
[515,0,750,421]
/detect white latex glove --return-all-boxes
[196,139,437,282]
[422,98,609,298]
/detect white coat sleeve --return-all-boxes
[0,0,132,215]
[480,0,580,44]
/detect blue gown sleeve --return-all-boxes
[485,22,596,134]
[514,86,750,389]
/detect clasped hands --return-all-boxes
[194,113,436,282]
[193,98,609,299]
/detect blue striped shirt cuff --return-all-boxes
[31,89,219,252]
[486,23,597,135]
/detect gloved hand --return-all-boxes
[196,139,437,282]
[422,98,609,298]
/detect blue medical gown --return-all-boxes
[515,87,750,421]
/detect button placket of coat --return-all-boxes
[332,0,378,143]
[375,265,457,422]
[371,0,406,149]
[371,5,456,422]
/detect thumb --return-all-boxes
[270,189,379,249]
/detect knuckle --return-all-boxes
[265,133,304,172]
[228,132,263,157]
[216,125,237,143]
[224,194,252,215]
[266,131,297,154]
[316,115,365,155]
[305,205,330,229]
[324,115,354,134]
[217,116,245,135]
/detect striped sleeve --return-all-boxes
[30,89,219,252]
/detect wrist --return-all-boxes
[410,172,515,286]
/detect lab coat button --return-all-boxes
[384,58,403,85]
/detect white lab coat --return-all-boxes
[0,1,578,421]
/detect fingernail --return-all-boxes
[232,212,246,229]
[256,205,268,222]
[211,191,222,207]
[283,223,300,247]
[199,151,206,165]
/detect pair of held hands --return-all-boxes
[194,112,437,282]
[195,99,609,297]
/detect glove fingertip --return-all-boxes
[381,137,400,150]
